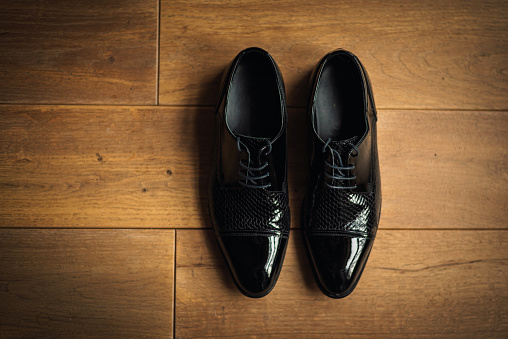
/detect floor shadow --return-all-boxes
[287,68,313,109]
[287,67,321,291]
[293,232,319,290]
[193,65,240,293]
[194,68,221,230]
[287,67,312,204]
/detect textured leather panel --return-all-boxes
[212,183,289,236]
[306,181,377,236]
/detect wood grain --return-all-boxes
[0,105,204,228]
[0,0,158,104]
[0,229,175,338]
[0,106,507,228]
[175,229,508,338]
[379,110,508,229]
[0,1,506,337]
[160,0,508,109]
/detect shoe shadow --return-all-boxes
[287,68,319,291]
[193,66,239,293]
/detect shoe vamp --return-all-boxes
[213,186,289,234]
[309,186,377,235]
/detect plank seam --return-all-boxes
[0,227,507,231]
[156,0,161,105]
[173,229,177,339]
[0,102,508,112]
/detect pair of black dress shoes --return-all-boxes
[209,47,381,298]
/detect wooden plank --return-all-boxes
[0,0,157,104]
[160,0,508,109]
[379,110,508,229]
[0,106,507,228]
[175,229,508,338]
[0,229,175,338]
[0,105,205,228]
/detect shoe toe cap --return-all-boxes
[219,234,288,298]
[306,235,373,298]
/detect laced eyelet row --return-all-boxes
[237,138,272,189]
[322,138,359,189]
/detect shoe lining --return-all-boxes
[314,55,366,142]
[226,51,282,139]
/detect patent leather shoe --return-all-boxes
[302,49,382,298]
[209,47,289,298]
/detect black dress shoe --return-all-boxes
[302,50,381,298]
[209,47,289,298]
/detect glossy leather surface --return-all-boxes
[219,235,288,296]
[302,50,381,298]
[306,236,374,296]
[209,47,289,298]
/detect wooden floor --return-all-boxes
[1,1,507,337]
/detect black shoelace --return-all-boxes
[237,137,273,189]
[322,137,359,189]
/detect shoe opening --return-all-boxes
[226,49,283,139]
[314,53,366,142]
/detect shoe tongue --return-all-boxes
[237,135,271,164]
[328,136,358,156]
[239,136,270,153]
